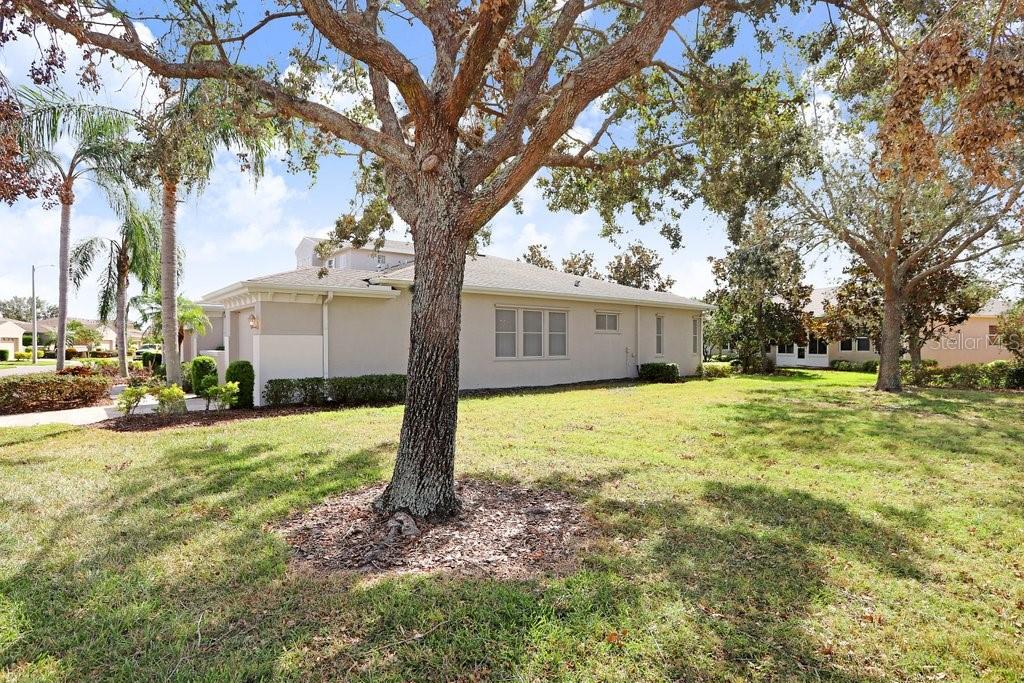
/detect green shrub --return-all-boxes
[859,360,879,373]
[700,361,732,378]
[226,360,254,408]
[204,381,239,410]
[14,351,31,361]
[150,384,187,414]
[0,349,8,361]
[638,362,679,382]
[0,374,111,415]
[263,374,407,408]
[190,356,218,396]
[332,374,406,405]
[141,351,162,371]
[262,378,298,407]
[180,360,193,392]
[1006,365,1024,390]
[904,362,1015,390]
[116,385,148,416]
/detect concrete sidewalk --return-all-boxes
[0,393,211,428]
[0,364,59,378]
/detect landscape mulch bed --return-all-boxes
[93,405,322,432]
[274,479,594,579]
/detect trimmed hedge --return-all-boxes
[263,374,406,408]
[190,356,218,396]
[226,360,255,408]
[700,361,732,378]
[638,362,679,383]
[902,360,1024,390]
[0,374,111,415]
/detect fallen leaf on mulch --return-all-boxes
[274,479,594,579]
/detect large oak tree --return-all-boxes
[7,0,820,517]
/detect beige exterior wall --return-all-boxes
[921,316,1013,367]
[0,321,24,356]
[223,289,705,403]
[327,293,411,377]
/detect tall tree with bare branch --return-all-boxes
[8,0,817,517]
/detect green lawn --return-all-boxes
[0,360,54,370]
[1,371,1022,681]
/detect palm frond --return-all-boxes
[96,246,119,324]
[16,86,131,162]
[69,237,107,290]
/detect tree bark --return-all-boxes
[160,175,182,386]
[375,205,469,519]
[115,269,129,378]
[55,198,72,371]
[908,336,923,372]
[876,287,903,392]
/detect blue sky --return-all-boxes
[0,5,849,320]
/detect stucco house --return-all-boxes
[33,317,144,353]
[190,238,711,405]
[767,288,1014,368]
[0,319,27,357]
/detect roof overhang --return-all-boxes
[371,277,713,311]
[201,280,400,308]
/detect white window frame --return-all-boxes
[655,315,664,356]
[856,336,871,352]
[595,311,620,334]
[692,317,700,354]
[495,308,517,358]
[494,306,569,360]
[522,309,544,357]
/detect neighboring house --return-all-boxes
[34,317,144,353]
[0,319,27,356]
[192,238,711,405]
[767,288,1014,368]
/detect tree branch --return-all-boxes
[18,0,418,173]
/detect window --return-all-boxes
[549,311,567,356]
[655,316,664,355]
[809,335,828,355]
[326,258,335,268]
[778,342,795,354]
[523,310,543,357]
[495,309,516,357]
[495,308,568,359]
[377,253,387,265]
[856,337,871,351]
[840,338,853,351]
[596,312,619,332]
[692,317,700,354]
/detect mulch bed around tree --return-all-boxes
[274,479,594,579]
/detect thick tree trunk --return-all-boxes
[876,289,903,392]
[55,198,72,371]
[376,209,469,519]
[909,337,923,372]
[115,271,129,378]
[160,176,182,386]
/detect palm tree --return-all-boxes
[132,292,211,358]
[16,87,132,371]
[132,82,271,385]
[69,195,160,377]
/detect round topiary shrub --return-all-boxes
[226,360,254,408]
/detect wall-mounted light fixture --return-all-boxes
[248,313,260,330]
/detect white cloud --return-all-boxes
[0,17,159,112]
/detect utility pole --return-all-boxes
[31,264,53,364]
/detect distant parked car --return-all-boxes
[134,343,160,361]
